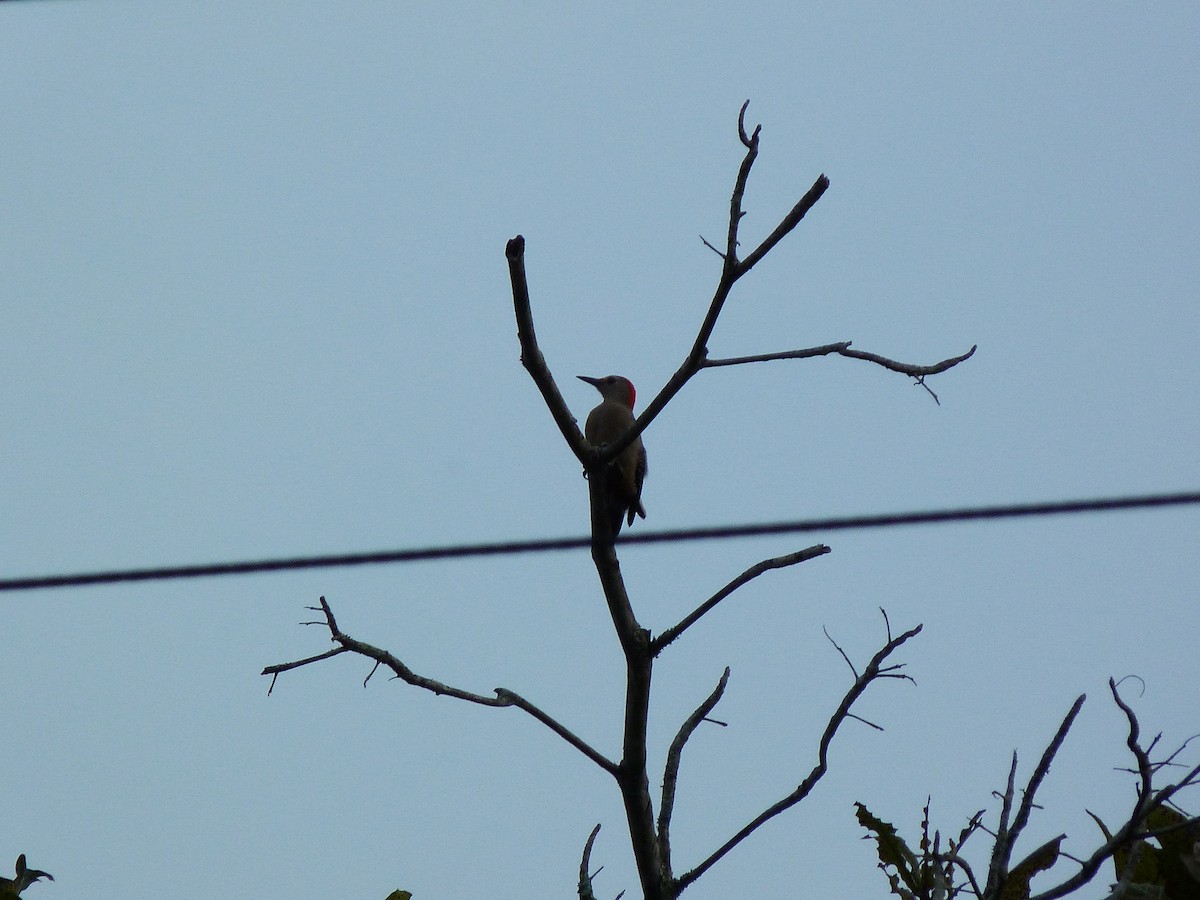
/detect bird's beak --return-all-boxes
[577,375,600,387]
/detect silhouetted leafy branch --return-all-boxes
[857,681,1199,900]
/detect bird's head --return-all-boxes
[577,374,636,410]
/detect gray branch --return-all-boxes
[658,667,731,882]
[675,619,922,892]
[264,596,617,775]
[653,546,830,655]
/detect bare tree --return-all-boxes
[264,104,1195,899]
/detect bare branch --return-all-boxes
[262,645,350,694]
[494,689,618,774]
[823,625,859,679]
[659,668,731,881]
[652,545,830,655]
[363,659,381,688]
[506,235,592,465]
[880,607,894,642]
[699,234,726,259]
[736,99,757,148]
[983,752,1021,898]
[845,712,884,731]
[704,342,976,387]
[583,501,665,897]
[941,849,986,899]
[1152,731,1199,770]
[580,116,834,470]
[265,597,617,773]
[579,823,602,900]
[725,101,760,265]
[840,343,977,377]
[737,174,831,275]
[675,620,923,891]
[913,375,942,405]
[1112,678,1154,797]
[703,340,974,407]
[1010,695,1088,846]
[702,342,852,367]
[1132,808,1200,842]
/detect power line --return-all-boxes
[2,490,1198,593]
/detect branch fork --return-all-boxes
[272,100,979,900]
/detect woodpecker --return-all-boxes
[578,374,648,535]
[0,854,53,896]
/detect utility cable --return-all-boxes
[1,490,1198,593]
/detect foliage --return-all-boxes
[856,800,982,900]
[1092,806,1200,900]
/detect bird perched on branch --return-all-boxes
[0,854,54,897]
[578,374,648,535]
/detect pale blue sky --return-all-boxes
[2,4,1198,899]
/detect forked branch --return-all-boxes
[982,695,1085,898]
[704,342,977,400]
[263,596,617,775]
[675,616,922,892]
[507,102,835,474]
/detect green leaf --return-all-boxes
[1001,835,1062,900]
[856,802,921,895]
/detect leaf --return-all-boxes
[1094,805,1200,899]
[1145,807,1200,900]
[856,802,921,895]
[1000,835,1062,900]
[383,891,413,900]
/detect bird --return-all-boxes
[577,374,648,535]
[0,854,53,897]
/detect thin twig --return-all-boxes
[652,545,829,655]
[699,234,726,259]
[263,646,349,694]
[914,375,941,405]
[845,712,884,731]
[824,625,859,679]
[737,99,756,148]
